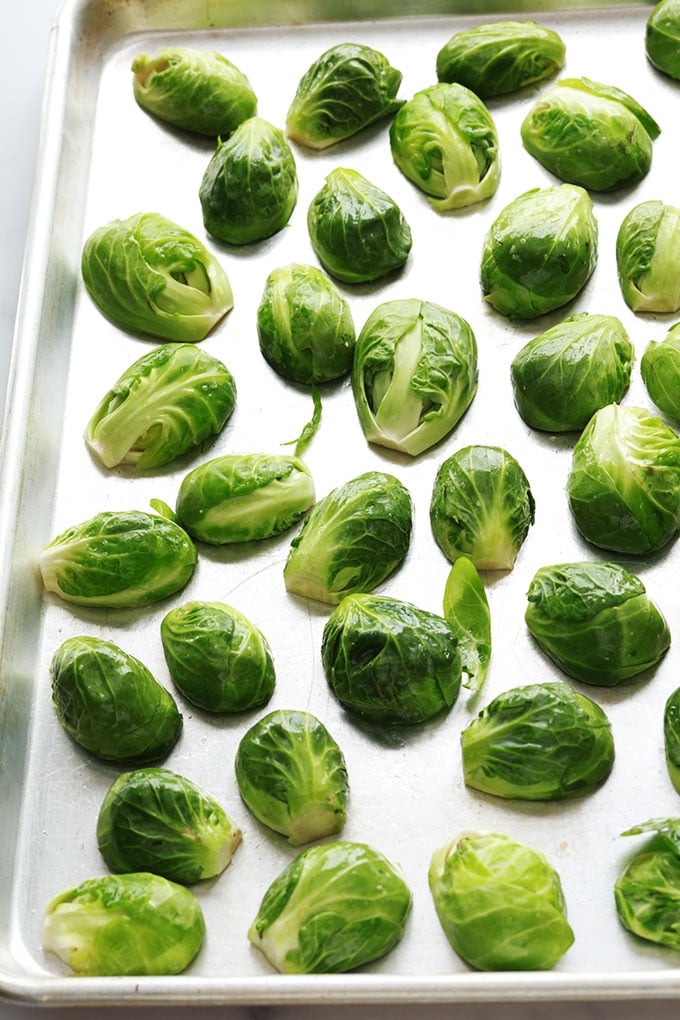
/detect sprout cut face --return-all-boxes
[248,840,412,973]
[616,200,680,313]
[641,323,680,422]
[615,818,680,951]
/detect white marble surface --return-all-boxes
[0,1,677,1018]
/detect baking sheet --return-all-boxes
[1,0,680,1005]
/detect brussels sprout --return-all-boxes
[97,767,241,883]
[510,313,634,433]
[286,42,403,149]
[84,343,236,470]
[256,263,355,385]
[248,840,412,973]
[50,636,182,764]
[175,452,315,545]
[81,212,233,342]
[235,709,349,845]
[525,561,670,687]
[480,185,598,320]
[39,508,197,608]
[307,167,412,284]
[615,818,680,950]
[199,117,298,245]
[352,298,478,456]
[664,689,680,793]
[646,0,680,79]
[321,593,461,725]
[160,600,276,713]
[429,832,574,970]
[389,83,499,212]
[442,557,491,694]
[642,324,680,422]
[520,77,661,192]
[43,872,205,976]
[283,470,413,604]
[461,681,615,800]
[131,46,257,136]
[436,20,565,97]
[566,403,680,555]
[430,445,535,570]
[616,200,680,313]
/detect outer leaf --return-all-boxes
[647,0,680,79]
[616,200,680,313]
[442,557,490,692]
[642,324,680,421]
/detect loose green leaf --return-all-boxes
[442,556,490,693]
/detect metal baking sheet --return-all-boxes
[1,0,679,1005]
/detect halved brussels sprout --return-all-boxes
[175,452,315,544]
[160,600,276,713]
[389,83,500,211]
[307,167,412,283]
[50,636,182,764]
[81,212,234,342]
[84,343,236,470]
[131,46,257,136]
[429,832,574,970]
[248,840,412,973]
[480,185,598,320]
[283,470,413,604]
[286,42,403,149]
[461,681,615,800]
[436,20,565,97]
[199,117,298,245]
[615,818,680,950]
[235,709,349,845]
[43,872,205,976]
[430,445,535,570]
[352,298,478,456]
[257,263,355,385]
[321,593,461,725]
[521,77,661,191]
[616,200,680,313]
[646,0,680,79]
[97,767,242,883]
[641,324,680,421]
[39,508,197,608]
[525,561,670,686]
[510,312,633,433]
[664,690,680,793]
[566,403,680,554]
[442,557,491,694]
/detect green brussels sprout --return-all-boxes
[461,680,615,800]
[664,690,680,793]
[160,600,276,713]
[307,167,412,284]
[321,593,461,725]
[84,343,236,471]
[480,185,598,320]
[235,709,349,845]
[131,46,257,136]
[615,818,680,951]
[646,0,680,79]
[199,117,298,245]
[616,200,680,313]
[520,77,661,192]
[283,470,413,605]
[43,872,205,976]
[436,20,565,98]
[510,312,634,433]
[429,832,574,970]
[248,840,412,973]
[81,212,233,342]
[642,324,680,422]
[442,557,491,694]
[389,83,500,211]
[50,636,182,764]
[430,445,535,570]
[525,561,670,687]
[175,452,315,545]
[286,42,403,150]
[566,403,680,554]
[352,298,478,456]
[256,263,355,385]
[39,508,197,608]
[97,767,242,883]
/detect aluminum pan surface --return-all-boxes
[1,0,679,1005]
